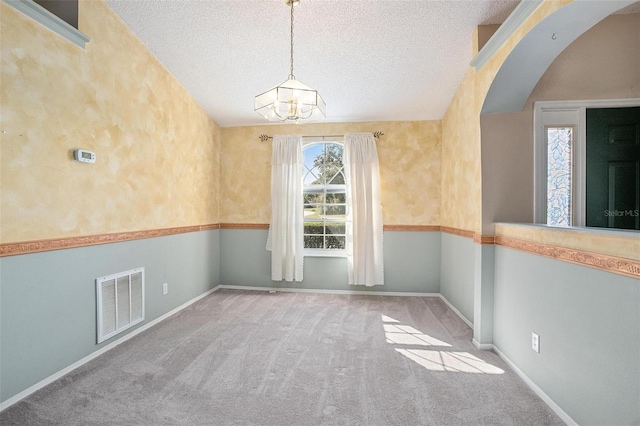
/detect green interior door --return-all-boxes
[586,107,640,230]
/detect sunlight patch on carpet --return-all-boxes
[382,314,504,375]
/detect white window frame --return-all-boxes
[533,98,640,227]
[302,140,348,257]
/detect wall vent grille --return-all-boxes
[96,267,145,343]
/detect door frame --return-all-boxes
[533,98,640,227]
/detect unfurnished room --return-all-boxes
[0,0,639,425]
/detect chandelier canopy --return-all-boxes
[254,0,326,123]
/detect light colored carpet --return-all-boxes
[1,289,564,425]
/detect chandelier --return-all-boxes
[254,0,326,122]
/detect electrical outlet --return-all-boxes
[532,332,540,353]
[162,283,168,295]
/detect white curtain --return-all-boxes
[344,133,384,286]
[266,135,304,282]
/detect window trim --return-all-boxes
[302,140,348,257]
[533,98,640,227]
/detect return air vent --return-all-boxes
[96,267,145,343]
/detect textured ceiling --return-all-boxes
[104,0,524,127]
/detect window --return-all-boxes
[302,142,347,254]
[534,99,640,230]
[546,126,573,226]
[534,105,583,226]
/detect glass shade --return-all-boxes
[255,78,326,122]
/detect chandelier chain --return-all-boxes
[289,1,294,79]
[254,0,325,122]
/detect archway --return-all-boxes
[482,0,637,114]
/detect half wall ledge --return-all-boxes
[494,223,640,279]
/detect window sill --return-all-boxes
[304,250,347,258]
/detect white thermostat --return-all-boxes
[74,149,96,164]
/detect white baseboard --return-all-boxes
[472,338,494,350]
[435,295,576,424]
[0,286,220,412]
[218,284,440,298]
[438,294,473,328]
[492,345,577,426]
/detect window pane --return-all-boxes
[322,144,343,163]
[547,127,572,226]
[325,236,345,250]
[304,222,324,235]
[326,222,346,235]
[317,164,339,185]
[327,166,345,184]
[304,205,322,219]
[325,205,346,218]
[304,165,322,185]
[317,145,342,185]
[304,193,324,204]
[304,144,323,171]
[326,193,345,204]
[304,235,324,248]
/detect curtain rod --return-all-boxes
[258,131,384,142]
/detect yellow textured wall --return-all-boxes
[220,121,441,226]
[440,0,571,234]
[0,0,220,243]
[440,68,481,233]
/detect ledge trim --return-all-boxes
[199,224,221,231]
[220,223,270,229]
[425,226,496,244]
[0,224,220,257]
[222,224,444,232]
[440,226,474,239]
[383,225,440,232]
[474,234,496,245]
[495,236,640,279]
